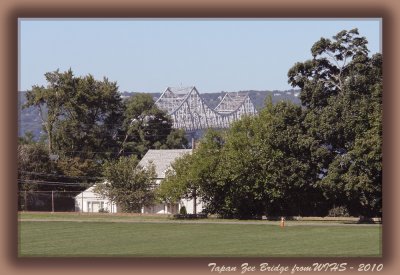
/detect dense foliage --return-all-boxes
[118,93,188,158]
[19,29,381,217]
[20,70,187,198]
[94,156,156,213]
[159,29,382,218]
[17,133,96,192]
[288,28,382,216]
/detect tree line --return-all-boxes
[18,71,188,193]
[158,29,382,218]
[18,29,381,218]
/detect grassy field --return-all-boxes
[18,214,381,257]
[19,212,173,222]
[18,212,371,223]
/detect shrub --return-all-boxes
[327,206,350,217]
[179,206,187,215]
[173,213,207,219]
[98,208,109,213]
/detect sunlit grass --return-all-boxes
[19,220,381,257]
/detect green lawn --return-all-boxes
[18,212,173,222]
[17,212,367,223]
[19,220,381,257]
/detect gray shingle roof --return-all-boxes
[138,149,192,179]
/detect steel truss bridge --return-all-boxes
[155,86,257,131]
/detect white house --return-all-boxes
[75,184,118,213]
[75,149,204,214]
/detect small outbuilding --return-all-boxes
[75,184,118,213]
[75,149,203,214]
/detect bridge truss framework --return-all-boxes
[155,86,258,132]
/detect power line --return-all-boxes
[18,122,177,132]
[17,190,81,193]
[17,179,91,186]
[18,171,103,180]
[18,128,181,137]
[18,145,189,155]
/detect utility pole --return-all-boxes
[193,188,197,215]
[51,191,54,213]
[24,190,27,211]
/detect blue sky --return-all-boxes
[19,19,381,93]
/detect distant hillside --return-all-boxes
[18,89,301,139]
[18,91,45,140]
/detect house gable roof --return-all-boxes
[138,149,192,179]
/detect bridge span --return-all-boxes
[155,86,257,131]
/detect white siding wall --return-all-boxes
[75,185,203,215]
[142,203,179,214]
[75,186,118,213]
[180,198,203,214]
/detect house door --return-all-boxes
[92,202,100,212]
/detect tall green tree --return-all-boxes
[23,69,125,191]
[157,153,197,206]
[95,156,156,213]
[158,29,381,218]
[213,115,268,218]
[189,130,226,215]
[158,101,328,219]
[22,69,188,193]
[24,69,124,161]
[54,73,123,160]
[119,93,188,158]
[254,99,328,216]
[24,70,72,153]
[18,138,100,192]
[204,100,327,218]
[157,129,223,214]
[18,142,55,191]
[288,29,382,216]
